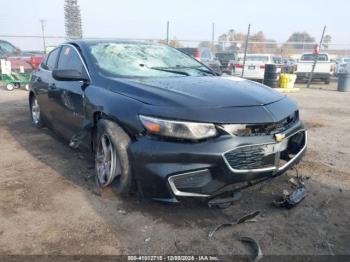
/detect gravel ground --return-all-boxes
[0,81,349,257]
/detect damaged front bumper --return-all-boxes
[129,121,307,203]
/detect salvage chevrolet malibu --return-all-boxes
[29,40,307,203]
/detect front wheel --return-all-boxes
[30,95,44,128]
[95,119,132,196]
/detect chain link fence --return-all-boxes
[1,35,350,60]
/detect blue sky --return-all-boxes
[1,0,349,49]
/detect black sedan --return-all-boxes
[29,40,307,203]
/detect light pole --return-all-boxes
[40,19,47,52]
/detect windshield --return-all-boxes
[301,54,328,61]
[344,58,350,63]
[241,55,269,62]
[0,41,18,56]
[88,43,211,78]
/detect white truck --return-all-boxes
[294,53,334,84]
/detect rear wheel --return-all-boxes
[324,78,330,85]
[95,119,132,196]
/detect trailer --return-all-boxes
[0,59,31,91]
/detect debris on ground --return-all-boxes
[208,211,260,238]
[240,236,263,262]
[273,170,307,209]
[207,190,241,209]
[144,237,151,242]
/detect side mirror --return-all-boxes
[52,69,89,83]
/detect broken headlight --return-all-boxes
[139,115,217,140]
[220,124,252,136]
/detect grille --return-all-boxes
[224,145,276,170]
[172,170,212,189]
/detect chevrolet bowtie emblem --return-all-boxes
[275,133,285,142]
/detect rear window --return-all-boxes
[301,54,328,61]
[216,53,236,60]
[241,55,269,62]
[344,58,350,63]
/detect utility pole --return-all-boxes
[307,26,326,88]
[211,22,215,51]
[241,24,251,78]
[40,19,47,52]
[166,21,170,45]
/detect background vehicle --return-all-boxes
[176,47,222,75]
[29,40,306,203]
[335,56,350,75]
[0,40,44,72]
[232,54,281,81]
[215,52,237,74]
[294,53,334,84]
[282,57,296,73]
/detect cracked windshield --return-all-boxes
[89,43,214,77]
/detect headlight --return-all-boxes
[139,115,217,140]
[220,124,252,136]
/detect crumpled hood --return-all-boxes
[107,76,285,108]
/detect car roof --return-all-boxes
[67,39,162,47]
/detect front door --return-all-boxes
[49,45,89,140]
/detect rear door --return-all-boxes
[31,47,60,122]
[49,44,89,140]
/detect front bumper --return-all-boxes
[129,121,307,202]
[296,72,331,80]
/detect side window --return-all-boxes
[45,48,60,70]
[57,46,85,73]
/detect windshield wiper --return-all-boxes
[139,64,190,76]
[171,65,216,76]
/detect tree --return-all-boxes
[286,32,315,49]
[159,38,183,48]
[64,0,83,39]
[322,35,332,49]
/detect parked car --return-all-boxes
[176,47,222,75]
[282,57,296,73]
[335,56,350,75]
[0,40,44,72]
[215,52,237,74]
[232,54,281,81]
[29,40,307,203]
[294,53,334,84]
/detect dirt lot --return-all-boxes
[0,81,349,257]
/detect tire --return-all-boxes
[324,78,330,85]
[6,84,14,91]
[30,94,44,128]
[95,119,132,196]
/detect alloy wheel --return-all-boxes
[95,134,121,187]
[31,97,41,124]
